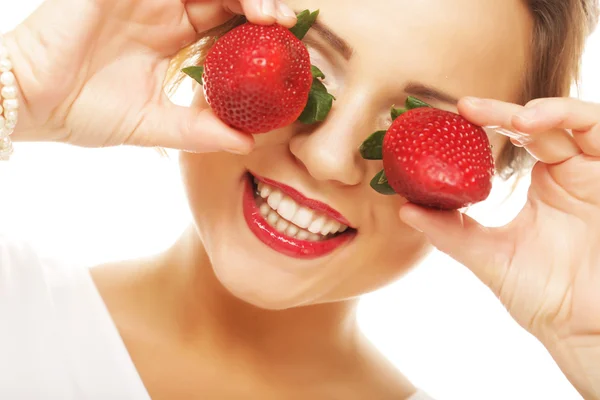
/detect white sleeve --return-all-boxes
[0,237,152,400]
[0,237,78,398]
[0,236,50,291]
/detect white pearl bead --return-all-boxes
[1,85,16,99]
[1,71,15,86]
[0,105,3,114]
[0,58,12,72]
[3,98,17,111]
[0,150,13,160]
[6,120,16,130]
[0,116,5,130]
[5,108,17,121]
[0,136,10,149]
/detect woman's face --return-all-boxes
[180,0,532,309]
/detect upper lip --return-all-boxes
[251,173,354,228]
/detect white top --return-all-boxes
[0,238,433,399]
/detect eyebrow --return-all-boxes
[403,82,460,106]
[309,20,354,60]
[301,16,458,105]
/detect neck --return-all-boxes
[157,225,361,365]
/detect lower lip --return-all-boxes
[242,176,355,259]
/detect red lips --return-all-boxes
[242,174,355,259]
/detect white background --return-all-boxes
[1,1,599,399]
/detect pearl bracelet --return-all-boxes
[0,33,18,161]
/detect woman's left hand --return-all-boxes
[399,96,600,400]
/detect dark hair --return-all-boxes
[497,0,599,178]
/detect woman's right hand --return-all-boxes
[6,0,296,153]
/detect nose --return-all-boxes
[289,90,375,186]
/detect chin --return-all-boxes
[179,151,425,310]
[180,153,359,310]
[209,249,319,310]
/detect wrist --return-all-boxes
[2,26,66,144]
[3,28,37,142]
[546,336,600,400]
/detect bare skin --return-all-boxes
[7,0,600,398]
[92,230,415,399]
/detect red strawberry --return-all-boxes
[360,97,495,210]
[183,10,334,134]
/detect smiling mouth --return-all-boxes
[242,172,356,259]
[252,177,350,242]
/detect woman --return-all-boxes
[1,0,599,398]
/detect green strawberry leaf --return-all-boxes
[359,130,386,160]
[370,170,396,195]
[298,65,335,124]
[390,106,406,121]
[311,65,325,79]
[182,66,204,85]
[405,96,431,109]
[290,10,320,40]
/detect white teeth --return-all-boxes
[308,233,321,242]
[296,230,310,240]
[291,207,314,229]
[259,203,270,217]
[308,215,327,234]
[285,224,299,237]
[260,185,272,198]
[254,179,352,240]
[275,219,289,233]
[267,211,279,225]
[321,220,340,236]
[267,190,283,210]
[277,196,298,221]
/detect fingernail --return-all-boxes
[277,2,297,19]
[464,97,484,107]
[492,127,532,145]
[514,107,538,123]
[261,0,277,18]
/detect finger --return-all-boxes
[275,1,298,28]
[130,102,254,154]
[184,1,234,34]
[238,0,297,27]
[459,97,581,164]
[513,97,600,157]
[399,204,511,296]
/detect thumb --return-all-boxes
[129,102,254,154]
[399,204,512,295]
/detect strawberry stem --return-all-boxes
[406,96,431,110]
[182,66,204,85]
[359,130,386,160]
[391,106,406,121]
[290,10,320,40]
[297,65,335,124]
[370,170,396,195]
[311,65,325,79]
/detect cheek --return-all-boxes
[324,216,432,301]
[358,232,431,293]
[179,152,246,227]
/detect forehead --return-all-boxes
[290,0,533,103]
